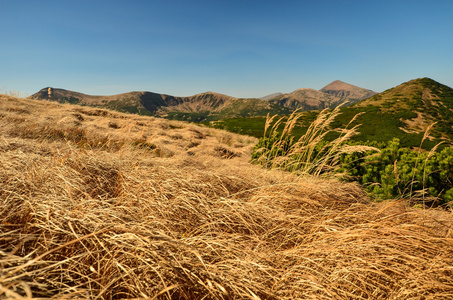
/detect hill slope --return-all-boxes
[301,77,453,148]
[337,77,453,145]
[1,93,453,298]
[260,92,283,100]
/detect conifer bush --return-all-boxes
[339,139,453,205]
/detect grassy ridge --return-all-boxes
[30,88,293,122]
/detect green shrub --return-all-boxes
[338,138,453,205]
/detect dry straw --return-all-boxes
[1,95,453,299]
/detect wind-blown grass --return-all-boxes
[1,94,453,299]
[252,107,378,176]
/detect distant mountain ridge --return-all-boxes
[29,80,376,121]
[29,88,291,121]
[266,80,377,110]
[268,88,333,110]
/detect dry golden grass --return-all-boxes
[253,108,378,177]
[1,94,453,299]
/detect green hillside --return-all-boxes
[245,78,453,204]
[341,78,453,147]
[209,78,453,150]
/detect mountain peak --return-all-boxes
[321,80,347,89]
[320,80,377,103]
[403,77,441,87]
[354,77,453,112]
[321,80,363,92]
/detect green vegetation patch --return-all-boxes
[166,111,213,122]
[250,108,453,206]
[338,138,453,205]
[59,96,81,104]
[204,117,267,138]
[210,102,445,150]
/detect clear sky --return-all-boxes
[1,0,452,98]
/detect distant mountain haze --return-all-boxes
[259,93,283,100]
[29,80,377,121]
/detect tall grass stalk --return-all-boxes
[253,107,378,177]
[392,122,446,206]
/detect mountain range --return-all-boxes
[25,77,453,148]
[29,80,376,121]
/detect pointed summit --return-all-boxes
[320,80,377,104]
[321,80,355,91]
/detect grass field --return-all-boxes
[1,94,453,299]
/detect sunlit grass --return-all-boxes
[1,94,453,299]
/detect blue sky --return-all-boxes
[1,0,452,98]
